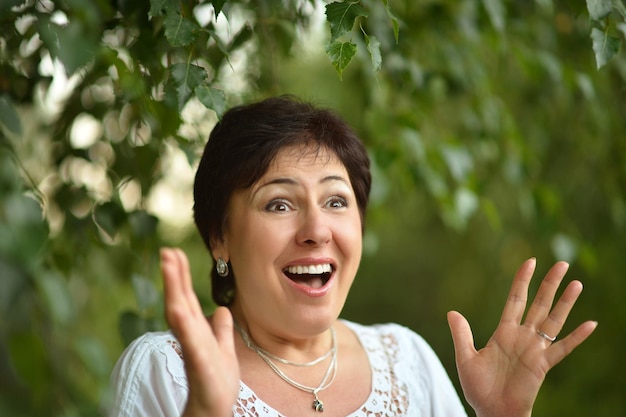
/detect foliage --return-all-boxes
[586,0,626,68]
[1,0,625,416]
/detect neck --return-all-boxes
[232,317,335,364]
[235,319,339,413]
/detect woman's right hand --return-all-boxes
[161,248,240,417]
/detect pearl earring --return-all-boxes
[216,257,229,277]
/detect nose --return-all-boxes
[296,206,332,247]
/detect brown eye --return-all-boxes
[326,196,347,209]
[265,199,292,213]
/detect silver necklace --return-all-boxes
[235,323,337,412]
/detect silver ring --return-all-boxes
[536,329,556,342]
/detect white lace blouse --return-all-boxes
[108,320,468,417]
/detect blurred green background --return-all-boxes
[1,1,625,416]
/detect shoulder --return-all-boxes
[113,331,186,380]
[340,320,448,388]
[108,331,188,417]
[341,319,431,354]
[128,331,185,359]
[341,320,467,416]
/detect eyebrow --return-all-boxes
[253,175,350,195]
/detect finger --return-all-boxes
[499,258,536,325]
[170,248,204,315]
[525,261,569,326]
[447,311,477,364]
[161,247,188,313]
[536,280,583,340]
[161,248,203,332]
[212,306,236,352]
[172,248,197,304]
[546,320,598,368]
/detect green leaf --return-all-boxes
[364,33,382,72]
[325,1,368,42]
[169,63,207,111]
[0,151,21,191]
[442,145,474,182]
[325,41,357,79]
[0,194,48,268]
[0,96,22,136]
[590,27,621,69]
[231,23,254,50]
[131,274,160,312]
[119,310,144,346]
[164,9,200,47]
[551,233,578,262]
[118,66,147,100]
[481,0,506,32]
[455,187,479,222]
[128,210,158,238]
[8,332,51,401]
[586,0,612,20]
[441,187,478,230]
[37,19,98,76]
[381,0,399,43]
[149,0,179,17]
[0,258,26,317]
[195,85,227,117]
[480,198,502,232]
[0,0,23,14]
[36,271,74,326]
[119,310,163,346]
[212,0,227,16]
[75,336,110,377]
[93,200,126,238]
[613,0,626,19]
[208,28,230,56]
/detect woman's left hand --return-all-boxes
[447,258,597,417]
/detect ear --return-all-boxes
[209,236,229,262]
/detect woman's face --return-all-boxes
[216,145,363,337]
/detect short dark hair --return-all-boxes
[193,95,371,306]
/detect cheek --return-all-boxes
[231,216,289,260]
[335,216,363,255]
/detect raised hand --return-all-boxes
[447,258,597,417]
[161,248,240,417]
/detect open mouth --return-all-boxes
[283,264,333,289]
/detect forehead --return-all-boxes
[264,144,345,175]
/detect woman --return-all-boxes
[109,96,597,417]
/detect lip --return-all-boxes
[282,257,335,298]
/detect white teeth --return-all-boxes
[286,264,332,274]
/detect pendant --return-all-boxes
[312,398,324,412]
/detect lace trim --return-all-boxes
[167,339,184,359]
[368,332,409,416]
[158,336,187,386]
